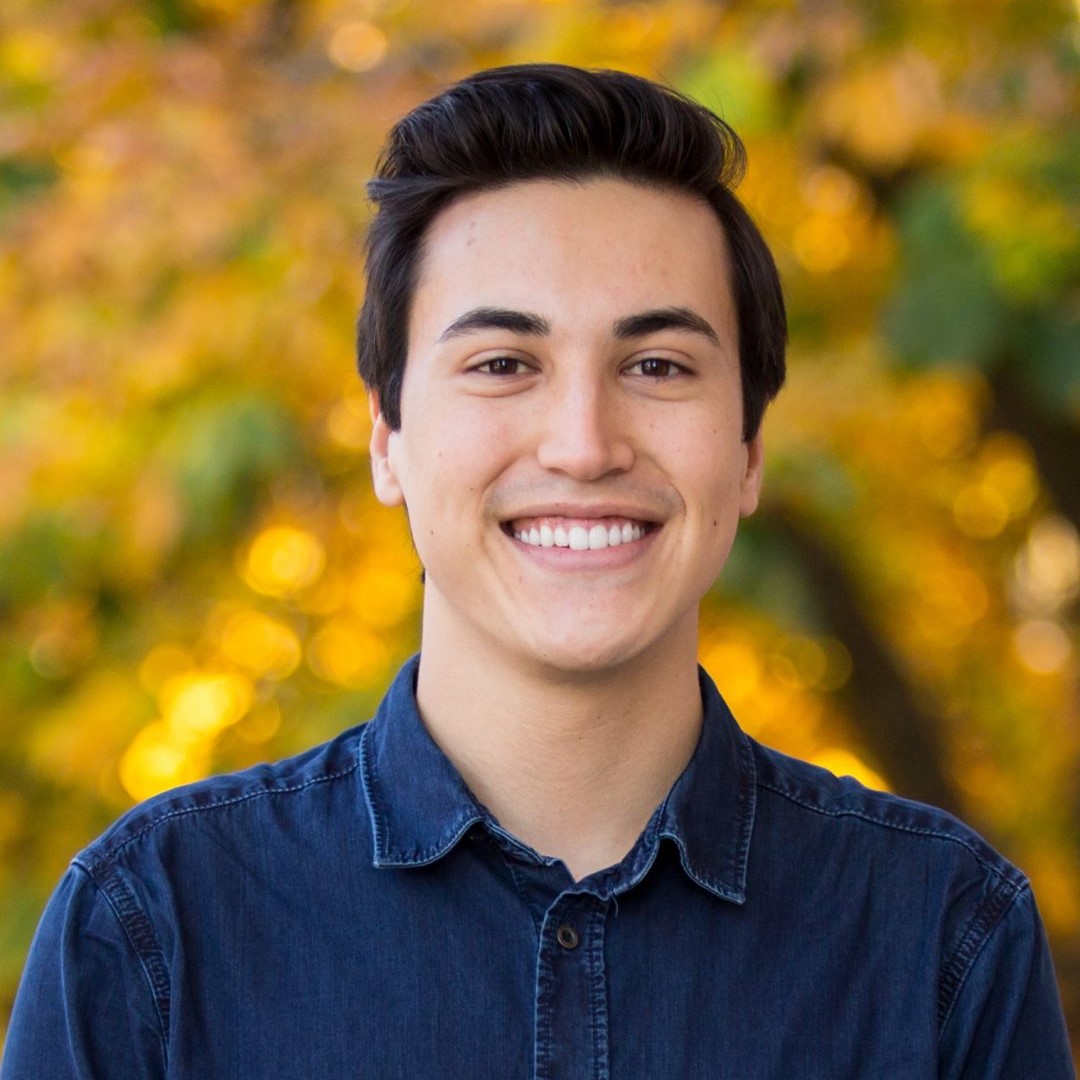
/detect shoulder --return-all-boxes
[747,738,1031,977]
[75,722,369,879]
[745,739,1040,1029]
[749,737,1026,890]
[8,725,375,1071]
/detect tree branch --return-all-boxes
[761,504,964,817]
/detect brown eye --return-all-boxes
[642,358,672,377]
[477,357,527,375]
[630,357,685,378]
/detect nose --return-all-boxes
[534,375,634,480]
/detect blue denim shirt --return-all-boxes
[4,657,1074,1078]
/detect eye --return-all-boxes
[472,356,531,376]
[626,357,688,379]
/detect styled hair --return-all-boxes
[357,63,786,441]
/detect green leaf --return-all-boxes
[882,183,1004,369]
[1010,310,1080,415]
[154,391,305,544]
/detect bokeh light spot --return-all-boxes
[138,644,194,694]
[700,639,762,704]
[327,21,387,72]
[802,165,860,215]
[952,483,1009,538]
[219,610,301,679]
[349,566,418,629]
[307,618,390,687]
[793,216,851,273]
[120,721,207,802]
[244,525,326,598]
[236,700,283,745]
[1012,516,1080,614]
[1013,620,1072,675]
[326,395,372,450]
[161,672,254,737]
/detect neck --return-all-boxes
[414,602,703,881]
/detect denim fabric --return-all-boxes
[3,656,1074,1078]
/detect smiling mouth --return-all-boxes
[505,517,653,551]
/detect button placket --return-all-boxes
[533,898,611,1080]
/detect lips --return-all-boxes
[507,516,651,551]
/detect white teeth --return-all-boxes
[513,522,647,550]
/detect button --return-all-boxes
[556,923,579,950]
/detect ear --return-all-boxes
[738,431,765,517]
[369,392,405,508]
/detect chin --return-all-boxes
[518,630,658,682]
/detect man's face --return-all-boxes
[370,178,762,678]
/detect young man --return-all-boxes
[4,65,1073,1078]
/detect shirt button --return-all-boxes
[556,923,579,950]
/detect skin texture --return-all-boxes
[369,178,763,877]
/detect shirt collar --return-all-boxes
[359,656,486,868]
[359,657,756,904]
[650,667,756,904]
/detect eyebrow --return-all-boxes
[613,307,720,345]
[437,307,551,342]
[435,304,720,346]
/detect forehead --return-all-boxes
[409,178,735,344]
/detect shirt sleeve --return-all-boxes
[1,866,167,1080]
[940,885,1076,1080]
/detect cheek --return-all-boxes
[393,407,517,523]
[685,453,751,545]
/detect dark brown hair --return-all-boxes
[357,63,786,440]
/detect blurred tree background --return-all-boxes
[0,0,1077,1056]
